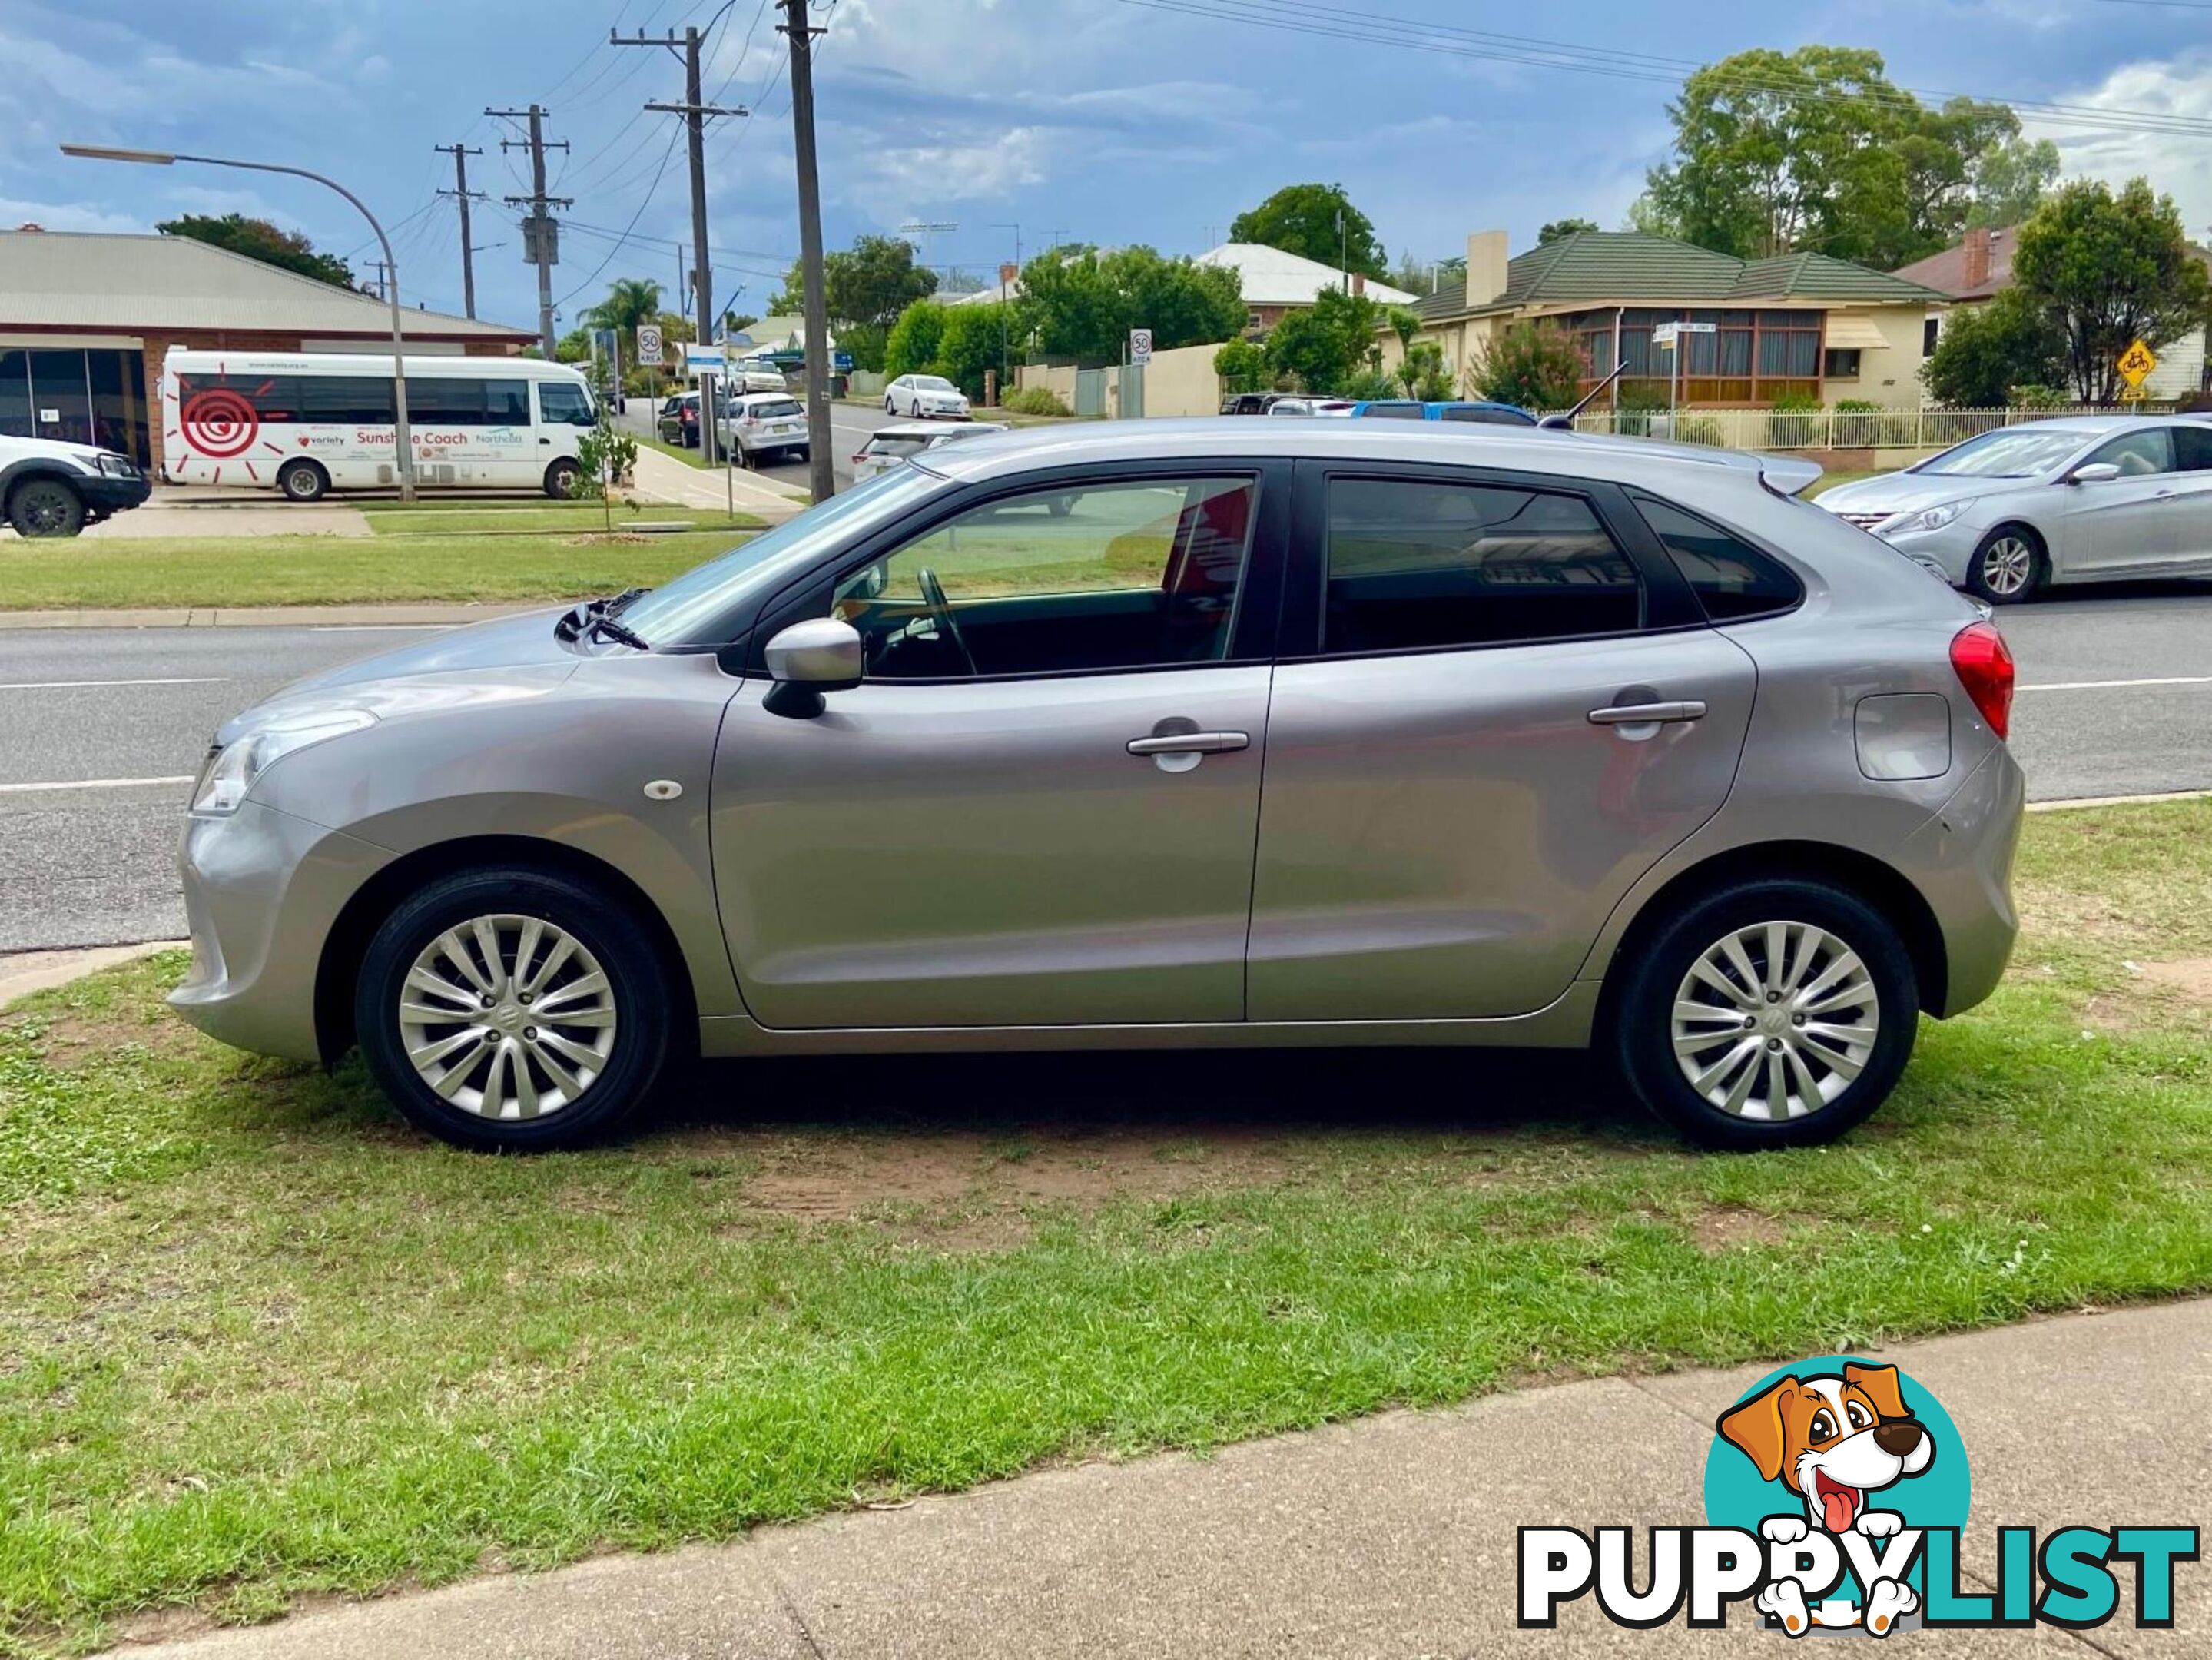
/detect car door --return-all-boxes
[483,376,537,486]
[711,463,1289,1028]
[2061,427,2180,577]
[2166,423,2212,573]
[1246,461,1757,1021]
[533,379,594,484]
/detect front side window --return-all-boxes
[1634,493,1801,622]
[2085,427,2174,476]
[831,476,1256,680]
[537,380,595,427]
[1439,405,1532,426]
[1322,476,1640,654]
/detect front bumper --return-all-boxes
[78,472,152,514]
[169,800,391,1062]
[1865,522,1981,586]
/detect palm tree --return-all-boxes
[582,277,663,335]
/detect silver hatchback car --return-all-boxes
[173,423,2024,1152]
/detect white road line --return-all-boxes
[0,676,228,691]
[2018,675,2212,692]
[0,774,194,795]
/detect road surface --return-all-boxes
[3,589,2208,951]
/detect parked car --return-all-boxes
[1816,415,2212,603]
[1222,391,1287,415]
[1349,399,1537,426]
[1266,397,1357,417]
[851,420,1010,481]
[0,433,151,536]
[732,364,791,394]
[172,420,2022,1155]
[715,393,810,466]
[884,374,971,420]
[656,391,701,448]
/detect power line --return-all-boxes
[555,123,684,310]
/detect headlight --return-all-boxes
[95,453,138,477]
[191,709,378,815]
[1881,501,1963,536]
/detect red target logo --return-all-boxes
[180,387,260,458]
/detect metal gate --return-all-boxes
[1118,364,1145,419]
[1073,367,1110,417]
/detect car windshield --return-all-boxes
[1917,428,2088,477]
[616,466,949,646]
[914,376,957,392]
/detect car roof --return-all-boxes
[874,420,1007,437]
[1982,413,2212,436]
[914,416,1819,496]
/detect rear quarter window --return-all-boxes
[1632,493,1802,622]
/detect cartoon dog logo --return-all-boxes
[1716,1362,1935,1637]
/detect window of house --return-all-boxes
[1632,493,1802,622]
[831,476,1256,679]
[1923,317,1942,357]
[1321,476,1642,654]
[1822,348,1862,379]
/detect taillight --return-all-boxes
[1949,621,2015,740]
[851,451,867,463]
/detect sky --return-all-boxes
[2,0,2210,337]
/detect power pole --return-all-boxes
[782,0,834,499]
[488,104,571,357]
[618,27,745,467]
[434,142,485,320]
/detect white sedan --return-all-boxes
[884,374,971,420]
[714,393,809,466]
[851,420,1010,481]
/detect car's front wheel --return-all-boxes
[8,476,85,537]
[544,457,581,499]
[1610,879,1919,1150]
[1965,526,2043,604]
[353,868,675,1150]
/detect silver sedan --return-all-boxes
[171,422,2023,1154]
[1817,414,2212,603]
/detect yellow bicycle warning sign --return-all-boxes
[2117,338,2157,387]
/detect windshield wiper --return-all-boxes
[553,588,653,650]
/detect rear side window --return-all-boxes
[1322,476,1641,654]
[2173,425,2212,472]
[1356,403,1424,419]
[1439,406,1532,426]
[1633,493,1802,622]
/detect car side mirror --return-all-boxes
[2068,461,2121,485]
[763,616,863,718]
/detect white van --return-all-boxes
[160,351,597,500]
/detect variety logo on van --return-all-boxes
[1518,1355,2197,1638]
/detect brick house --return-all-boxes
[0,228,532,474]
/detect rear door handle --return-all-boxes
[1587,701,1706,726]
[1127,731,1250,755]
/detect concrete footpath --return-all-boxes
[113,1299,2210,1658]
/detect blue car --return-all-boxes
[1348,398,1537,425]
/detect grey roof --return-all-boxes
[0,231,532,340]
[1414,231,1949,323]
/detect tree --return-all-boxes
[1264,286,1384,393]
[1538,217,1598,244]
[934,304,1010,399]
[1632,47,2039,268]
[582,277,664,334]
[2012,177,2212,403]
[1020,246,1242,364]
[762,234,938,354]
[884,301,950,380]
[1229,183,1386,279]
[1965,138,2060,231]
[1920,287,2068,407]
[554,327,595,364]
[156,212,357,288]
[1396,340,1451,400]
[1213,337,1272,393]
[1467,320,1586,410]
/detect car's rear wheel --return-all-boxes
[277,459,329,503]
[353,868,674,1151]
[8,477,85,537]
[1610,879,1918,1150]
[1966,526,2042,604]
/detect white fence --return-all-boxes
[1552,404,2179,453]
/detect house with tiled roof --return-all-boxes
[1894,226,2210,401]
[1402,229,1950,410]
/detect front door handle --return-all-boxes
[1587,701,1707,726]
[1127,730,1250,755]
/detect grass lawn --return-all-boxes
[638,433,709,470]
[360,504,761,537]
[1807,468,1879,497]
[4,802,2210,1653]
[0,527,754,611]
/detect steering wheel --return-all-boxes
[915,566,978,677]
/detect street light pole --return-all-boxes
[59,144,417,502]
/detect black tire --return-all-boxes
[353,868,675,1151]
[544,457,581,500]
[791,446,810,464]
[8,476,85,537]
[884,396,895,414]
[1607,878,1919,1150]
[1965,525,2044,605]
[277,460,328,503]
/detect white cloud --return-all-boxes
[2046,52,2212,236]
[837,125,1050,219]
[0,195,148,234]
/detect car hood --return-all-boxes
[217,608,581,743]
[1819,471,2045,516]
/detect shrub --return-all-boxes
[1768,388,1822,412]
[1212,338,1271,393]
[1338,367,1400,402]
[884,301,949,380]
[1001,385,1070,417]
[1467,320,1585,409]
